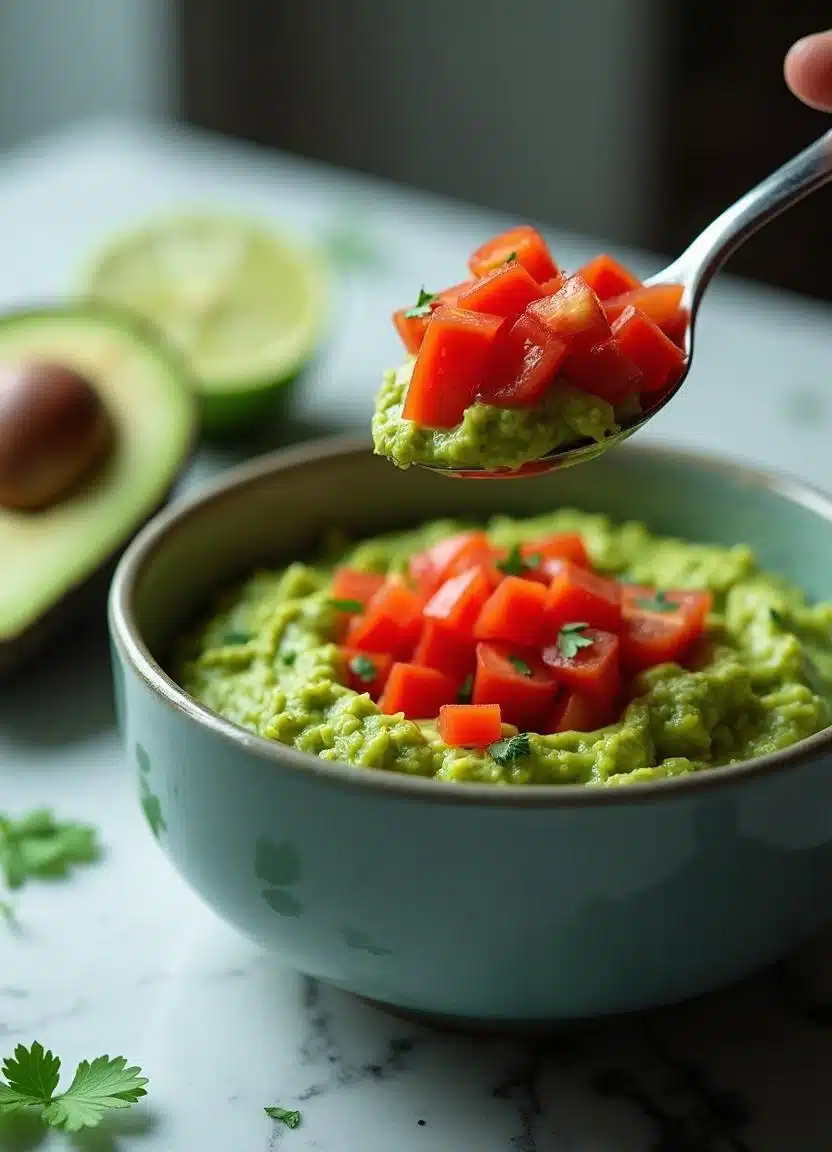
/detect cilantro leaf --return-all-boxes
[404,287,437,319]
[221,629,252,646]
[349,654,377,683]
[280,650,297,667]
[770,607,786,628]
[327,598,363,613]
[456,673,474,704]
[0,1045,147,1132]
[556,622,594,660]
[508,655,532,677]
[0,811,100,891]
[634,589,678,614]
[265,1104,302,1129]
[488,732,531,765]
[504,251,518,262]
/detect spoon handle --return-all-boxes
[663,129,832,313]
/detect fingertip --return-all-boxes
[785,30,832,111]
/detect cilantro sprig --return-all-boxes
[508,655,533,678]
[456,673,474,704]
[349,654,377,683]
[488,732,531,765]
[265,1104,302,1129]
[327,597,364,614]
[556,622,594,660]
[0,811,100,891]
[496,543,541,578]
[0,1043,147,1132]
[404,287,437,319]
[635,589,678,614]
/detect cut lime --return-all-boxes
[80,213,327,434]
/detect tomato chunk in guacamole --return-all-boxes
[174,510,832,787]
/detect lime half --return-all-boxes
[81,213,327,433]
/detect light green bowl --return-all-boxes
[107,439,832,1028]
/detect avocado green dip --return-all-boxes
[173,510,832,787]
[372,360,642,471]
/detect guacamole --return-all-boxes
[174,510,832,786]
[372,361,641,471]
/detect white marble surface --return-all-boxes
[3,116,832,1150]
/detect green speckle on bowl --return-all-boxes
[136,742,166,839]
[342,927,393,957]
[255,836,301,886]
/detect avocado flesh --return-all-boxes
[0,306,196,673]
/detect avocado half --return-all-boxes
[0,305,197,675]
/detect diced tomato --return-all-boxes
[458,261,545,322]
[603,283,684,332]
[563,338,643,405]
[611,306,687,394]
[481,311,567,407]
[409,531,487,594]
[403,306,505,428]
[539,274,566,295]
[379,662,458,719]
[663,307,690,350]
[468,226,559,284]
[413,619,477,680]
[392,280,476,354]
[542,628,620,702]
[577,253,641,301]
[347,579,422,659]
[339,647,393,699]
[331,567,386,609]
[545,561,622,634]
[423,565,494,634]
[474,577,548,646]
[438,703,503,747]
[619,586,712,671]
[491,534,589,586]
[472,642,557,730]
[526,275,611,353]
[544,690,615,733]
[443,533,497,581]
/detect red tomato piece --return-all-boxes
[545,561,622,634]
[563,338,644,405]
[603,283,684,332]
[423,565,494,635]
[472,642,557,730]
[458,261,545,321]
[379,663,459,719]
[339,647,394,699]
[542,628,620,702]
[392,280,476,354]
[611,306,687,393]
[491,535,589,586]
[330,567,386,608]
[481,311,568,407]
[413,619,477,680]
[443,533,498,581]
[577,253,641,300]
[403,306,506,428]
[468,226,559,283]
[526,274,611,353]
[619,586,712,671]
[347,579,422,659]
[474,577,548,646]
[438,703,503,747]
[539,274,566,295]
[544,690,615,733]
[408,531,486,594]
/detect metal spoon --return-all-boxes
[424,129,832,480]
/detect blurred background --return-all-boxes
[0,0,829,301]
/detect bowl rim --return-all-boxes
[108,434,832,808]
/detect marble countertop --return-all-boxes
[2,116,832,1151]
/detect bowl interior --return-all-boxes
[126,441,832,665]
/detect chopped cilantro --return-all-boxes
[504,251,518,262]
[770,608,786,628]
[349,654,377,683]
[265,1105,301,1129]
[404,287,437,318]
[280,650,297,667]
[328,598,363,613]
[0,811,100,891]
[556,622,594,660]
[221,629,252,646]
[488,732,531,765]
[508,655,533,677]
[456,674,474,704]
[634,589,678,614]
[496,543,540,577]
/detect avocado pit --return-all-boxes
[0,362,113,511]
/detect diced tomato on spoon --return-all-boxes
[480,312,567,407]
[526,274,611,353]
[458,261,545,321]
[577,253,641,300]
[611,306,687,393]
[469,226,560,283]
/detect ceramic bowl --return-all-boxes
[108,439,832,1027]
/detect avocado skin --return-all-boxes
[0,304,198,677]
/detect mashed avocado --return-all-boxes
[174,510,832,787]
[372,361,641,471]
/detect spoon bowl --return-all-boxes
[424,129,832,480]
